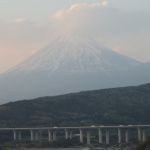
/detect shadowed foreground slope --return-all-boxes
[0,83,150,127]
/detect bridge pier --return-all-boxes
[138,127,142,142]
[79,129,83,143]
[53,131,56,141]
[125,129,129,143]
[30,130,34,141]
[106,129,109,144]
[70,130,73,139]
[13,130,17,141]
[48,130,52,141]
[142,129,146,141]
[118,128,121,143]
[18,131,21,140]
[98,128,102,144]
[87,130,90,144]
[65,129,69,139]
[35,131,39,141]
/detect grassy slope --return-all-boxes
[0,83,150,127]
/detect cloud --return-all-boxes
[10,18,26,23]
[51,3,107,36]
[0,2,150,74]
[49,2,150,62]
[102,1,109,6]
[50,2,150,38]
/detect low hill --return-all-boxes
[0,83,150,127]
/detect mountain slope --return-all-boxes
[0,83,150,127]
[0,36,140,74]
[0,36,149,104]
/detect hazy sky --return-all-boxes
[0,0,150,74]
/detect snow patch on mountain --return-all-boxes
[3,36,140,75]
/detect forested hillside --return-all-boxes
[0,83,150,127]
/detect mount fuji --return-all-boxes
[0,36,150,104]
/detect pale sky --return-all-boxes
[0,0,150,74]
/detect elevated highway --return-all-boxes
[0,125,150,144]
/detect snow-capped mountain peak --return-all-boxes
[1,36,148,104]
[8,36,140,73]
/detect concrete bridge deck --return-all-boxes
[0,125,150,144]
[0,125,150,130]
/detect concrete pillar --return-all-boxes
[13,130,17,141]
[53,131,56,141]
[65,129,69,139]
[30,130,34,141]
[87,130,90,144]
[142,129,146,141]
[39,129,42,145]
[70,130,73,139]
[125,129,129,143]
[79,129,83,143]
[98,128,102,144]
[35,131,39,141]
[106,129,109,145]
[138,127,141,142]
[48,130,52,141]
[118,128,121,143]
[18,131,21,140]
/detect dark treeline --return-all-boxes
[0,83,150,127]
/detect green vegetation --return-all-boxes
[0,83,150,128]
[135,140,150,150]
[0,138,83,150]
[1,83,150,149]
